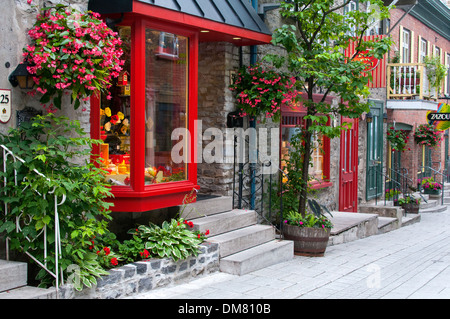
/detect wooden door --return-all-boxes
[339,117,359,212]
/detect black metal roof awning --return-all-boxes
[88,0,273,45]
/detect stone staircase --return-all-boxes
[183,195,293,276]
[329,185,450,246]
[0,259,56,299]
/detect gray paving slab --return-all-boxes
[128,206,450,299]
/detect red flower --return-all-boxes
[103,247,110,256]
[110,114,119,125]
[110,258,118,266]
[205,230,210,236]
[139,249,150,259]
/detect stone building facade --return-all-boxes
[2,0,449,223]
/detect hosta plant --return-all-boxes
[135,218,207,261]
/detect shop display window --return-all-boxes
[91,17,199,212]
[281,126,324,181]
[281,113,331,188]
[100,26,132,186]
[144,29,188,184]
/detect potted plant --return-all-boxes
[397,195,421,215]
[385,188,400,203]
[283,199,333,257]
[419,177,442,195]
[423,56,448,98]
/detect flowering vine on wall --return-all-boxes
[22,3,124,110]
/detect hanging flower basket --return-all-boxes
[229,63,297,122]
[387,126,410,152]
[413,124,442,147]
[22,4,125,110]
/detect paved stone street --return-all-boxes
[129,207,450,300]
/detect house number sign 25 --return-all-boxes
[0,89,12,124]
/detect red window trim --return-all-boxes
[91,15,199,212]
[280,93,333,189]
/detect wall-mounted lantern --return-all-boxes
[366,112,373,123]
[8,63,35,89]
[383,112,388,123]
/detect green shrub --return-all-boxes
[0,113,114,289]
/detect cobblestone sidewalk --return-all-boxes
[129,207,450,299]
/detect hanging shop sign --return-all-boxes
[427,112,450,121]
[0,89,12,124]
[427,103,450,131]
[353,50,380,72]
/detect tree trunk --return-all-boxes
[298,116,312,218]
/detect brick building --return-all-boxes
[381,0,450,198]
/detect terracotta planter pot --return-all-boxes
[283,224,331,257]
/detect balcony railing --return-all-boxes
[387,63,436,100]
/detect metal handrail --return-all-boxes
[369,166,402,205]
[1,144,65,297]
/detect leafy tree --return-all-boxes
[266,0,393,216]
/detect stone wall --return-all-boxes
[1,0,90,136]
[59,242,219,299]
[197,42,240,196]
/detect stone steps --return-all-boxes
[219,240,293,276]
[207,224,275,258]
[189,209,293,276]
[0,286,56,299]
[0,259,55,299]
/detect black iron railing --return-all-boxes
[368,166,427,206]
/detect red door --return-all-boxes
[339,117,359,212]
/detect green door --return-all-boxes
[446,130,449,182]
[366,100,384,200]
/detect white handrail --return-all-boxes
[1,144,66,297]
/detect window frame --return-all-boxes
[90,15,199,212]
[280,108,332,190]
[419,38,428,63]
[401,28,411,63]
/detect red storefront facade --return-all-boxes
[88,0,272,212]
